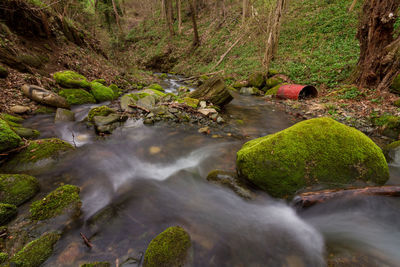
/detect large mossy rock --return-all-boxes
[189,77,233,107]
[58,89,96,105]
[236,117,389,198]
[0,119,22,153]
[0,203,17,225]
[248,72,265,88]
[30,184,81,220]
[1,138,74,173]
[390,74,400,94]
[53,70,90,89]
[90,82,115,102]
[9,232,60,267]
[87,106,116,122]
[21,84,70,109]
[0,174,39,206]
[144,226,191,267]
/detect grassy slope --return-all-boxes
[126,0,361,88]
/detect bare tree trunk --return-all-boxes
[348,0,357,12]
[177,0,182,34]
[242,0,249,24]
[190,0,200,47]
[165,0,175,36]
[111,0,122,31]
[161,0,165,20]
[354,0,400,90]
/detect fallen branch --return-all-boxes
[128,104,150,113]
[212,36,243,70]
[0,140,30,156]
[80,232,93,248]
[177,70,224,82]
[292,186,400,208]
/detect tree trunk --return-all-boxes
[177,0,182,34]
[190,0,200,47]
[161,0,165,20]
[348,0,357,12]
[293,185,400,208]
[165,0,175,36]
[242,0,249,24]
[354,0,400,90]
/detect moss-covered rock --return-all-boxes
[0,174,39,206]
[232,80,249,89]
[0,113,23,124]
[34,106,56,114]
[80,262,111,267]
[11,127,40,139]
[383,140,400,162]
[30,185,81,220]
[148,83,165,92]
[236,117,389,198]
[59,89,96,105]
[0,65,8,78]
[181,97,199,108]
[0,204,17,225]
[9,232,60,267]
[0,119,22,153]
[265,77,284,89]
[265,83,286,96]
[207,170,252,199]
[140,89,166,100]
[87,106,116,122]
[92,79,106,85]
[1,138,74,173]
[390,74,400,94]
[109,84,122,98]
[54,71,90,89]
[90,82,115,102]
[248,72,265,88]
[0,252,7,264]
[371,114,400,139]
[144,226,191,267]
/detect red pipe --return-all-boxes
[276,84,318,100]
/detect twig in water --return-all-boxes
[80,232,93,248]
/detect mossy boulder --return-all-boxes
[140,89,166,100]
[92,79,106,85]
[144,226,191,267]
[236,117,389,198]
[90,82,115,102]
[390,74,400,94]
[9,232,60,267]
[1,138,74,173]
[265,83,286,96]
[265,77,284,89]
[371,114,400,139]
[0,113,23,124]
[232,80,249,89]
[109,84,122,97]
[59,89,96,105]
[383,140,400,162]
[0,119,22,153]
[54,71,90,89]
[189,77,233,107]
[0,174,39,206]
[34,106,56,114]
[148,83,165,92]
[0,204,17,225]
[80,262,111,267]
[30,184,81,220]
[87,106,116,122]
[0,65,8,78]
[11,127,40,139]
[181,97,199,108]
[248,72,265,88]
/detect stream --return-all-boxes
[22,76,400,266]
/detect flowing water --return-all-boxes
[21,76,400,266]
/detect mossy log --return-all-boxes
[22,84,70,109]
[293,185,400,208]
[189,77,233,107]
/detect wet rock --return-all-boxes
[177,86,190,94]
[198,126,210,134]
[21,84,70,109]
[148,83,165,92]
[94,113,127,134]
[120,94,137,112]
[88,106,116,122]
[240,87,263,96]
[56,242,81,266]
[59,89,96,105]
[383,140,400,162]
[181,97,199,108]
[140,89,166,101]
[232,80,249,88]
[144,226,191,267]
[198,108,217,116]
[0,203,17,225]
[236,117,389,198]
[144,119,154,125]
[10,105,31,114]
[53,70,90,89]
[206,170,253,199]
[55,108,75,122]
[137,95,156,110]
[0,174,40,206]
[0,65,8,78]
[248,72,265,88]
[8,232,60,267]
[1,138,74,173]
[11,127,40,139]
[0,119,22,153]
[30,184,81,220]
[189,77,233,107]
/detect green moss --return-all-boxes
[90,82,115,102]
[371,115,400,129]
[390,74,400,94]
[11,127,40,139]
[394,99,400,107]
[160,73,168,79]
[265,83,286,96]
[383,140,400,162]
[59,89,96,105]
[54,71,90,89]
[236,117,389,198]
[0,113,23,124]
[109,84,122,97]
[248,72,265,88]
[0,204,17,225]
[1,138,73,172]
[0,174,39,206]
[182,97,199,108]
[92,79,107,85]
[0,252,8,263]
[30,185,81,220]
[144,226,191,267]
[87,106,115,122]
[34,106,56,114]
[0,65,8,79]
[265,77,283,89]
[148,83,165,92]
[16,54,44,69]
[0,119,22,153]
[80,262,111,267]
[9,232,60,267]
